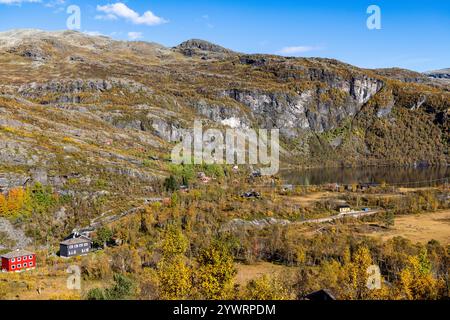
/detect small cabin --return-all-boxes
[60,235,92,258]
[251,171,262,178]
[1,249,36,272]
[304,289,336,301]
[241,191,261,199]
[179,185,189,193]
[197,172,206,179]
[281,184,294,192]
[360,182,380,191]
[200,176,211,184]
[337,205,351,214]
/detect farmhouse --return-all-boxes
[1,249,36,272]
[60,235,92,258]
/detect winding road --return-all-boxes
[297,209,381,224]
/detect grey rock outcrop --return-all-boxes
[0,172,31,192]
[0,218,32,249]
[192,100,250,129]
[18,78,152,103]
[425,68,450,79]
[218,72,384,137]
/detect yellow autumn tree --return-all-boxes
[340,246,390,299]
[157,225,192,300]
[158,255,192,300]
[195,241,236,299]
[397,249,444,300]
[0,193,7,216]
[0,187,30,217]
[242,275,293,300]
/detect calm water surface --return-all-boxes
[280,166,450,187]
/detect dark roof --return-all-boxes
[304,289,336,301]
[1,249,35,259]
[60,235,92,246]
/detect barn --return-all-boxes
[1,249,36,272]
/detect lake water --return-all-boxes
[280,166,450,187]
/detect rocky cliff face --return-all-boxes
[221,73,384,136]
[425,68,450,79]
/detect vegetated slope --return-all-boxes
[0,29,448,195]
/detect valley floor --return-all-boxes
[0,183,448,300]
[368,209,450,245]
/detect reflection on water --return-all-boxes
[280,166,450,187]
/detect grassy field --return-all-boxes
[234,262,297,286]
[0,263,105,300]
[368,209,450,245]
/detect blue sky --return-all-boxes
[0,0,449,72]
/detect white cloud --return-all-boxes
[95,14,118,21]
[277,45,323,55]
[44,0,64,7]
[96,2,167,26]
[84,31,104,37]
[127,31,143,40]
[201,14,213,28]
[0,0,41,5]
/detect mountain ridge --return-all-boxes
[2,29,447,74]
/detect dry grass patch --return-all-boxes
[234,261,297,286]
[367,210,450,245]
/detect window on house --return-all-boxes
[23,256,27,260]
[11,258,15,262]
[74,245,78,248]
[17,264,21,268]
[23,263,27,267]
[69,245,73,249]
[17,257,21,262]
[29,262,33,266]
[29,255,33,259]
[11,265,15,270]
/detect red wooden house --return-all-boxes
[1,249,36,272]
